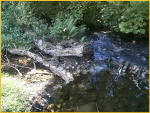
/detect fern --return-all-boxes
[50,13,86,42]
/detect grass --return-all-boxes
[1,72,31,112]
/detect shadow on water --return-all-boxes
[55,69,148,112]
[54,33,149,112]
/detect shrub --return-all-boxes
[65,2,89,21]
[1,2,50,53]
[83,2,102,28]
[31,2,89,22]
[1,2,33,52]
[29,17,50,40]
[50,12,86,42]
[100,1,149,35]
[119,1,149,35]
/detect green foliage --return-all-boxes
[32,2,89,22]
[50,13,86,42]
[2,1,149,52]
[65,2,89,21]
[1,2,33,52]
[100,2,123,31]
[31,1,149,36]
[83,2,102,28]
[31,2,69,20]
[80,36,86,43]
[1,73,30,112]
[119,2,149,34]
[1,2,50,52]
[32,1,101,28]
[29,17,50,39]
[100,1,149,35]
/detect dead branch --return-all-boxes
[8,49,74,83]
[33,38,93,57]
[2,64,23,77]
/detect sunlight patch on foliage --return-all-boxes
[1,73,30,112]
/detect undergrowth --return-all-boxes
[1,73,31,112]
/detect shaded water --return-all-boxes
[53,33,149,112]
[55,70,148,112]
[92,33,149,68]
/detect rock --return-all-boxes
[30,101,43,112]
[113,48,124,53]
[141,56,147,61]
[76,102,98,112]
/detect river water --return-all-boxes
[92,33,149,68]
[52,33,149,112]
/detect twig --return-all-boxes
[33,61,36,70]
[96,103,99,112]
[2,50,25,77]
[6,49,10,64]
[2,54,33,70]
[76,105,79,111]
[2,64,23,77]
[9,63,32,70]
[39,52,44,58]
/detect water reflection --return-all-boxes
[55,71,148,112]
[48,33,149,112]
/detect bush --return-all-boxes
[50,12,86,42]
[1,2,50,53]
[1,2,33,52]
[100,1,149,35]
[29,17,50,40]
[83,2,102,28]
[31,2,88,22]
[119,2,149,35]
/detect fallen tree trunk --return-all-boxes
[8,49,74,83]
[33,38,93,57]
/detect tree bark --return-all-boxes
[8,49,74,83]
[33,38,93,57]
